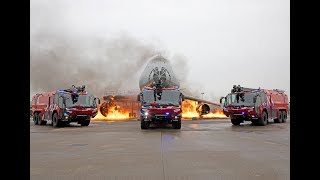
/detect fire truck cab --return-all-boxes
[220,86,289,126]
[31,85,100,127]
[137,86,184,129]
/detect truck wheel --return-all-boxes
[231,119,241,125]
[257,111,268,126]
[37,113,42,125]
[282,111,287,123]
[274,111,282,123]
[81,120,90,126]
[52,113,61,127]
[33,113,39,125]
[37,113,46,125]
[141,121,149,129]
[172,120,181,129]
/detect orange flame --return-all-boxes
[92,97,227,121]
[91,104,131,121]
[182,99,200,119]
[181,99,227,119]
[202,108,227,118]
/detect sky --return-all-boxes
[30,0,290,102]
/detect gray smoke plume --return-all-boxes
[30,32,206,101]
[169,54,208,99]
[30,33,158,98]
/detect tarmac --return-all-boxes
[30,117,290,180]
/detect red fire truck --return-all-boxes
[220,85,289,126]
[31,85,100,127]
[137,86,184,129]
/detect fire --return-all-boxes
[182,99,200,119]
[181,99,227,119]
[202,108,227,118]
[92,96,227,121]
[91,104,130,121]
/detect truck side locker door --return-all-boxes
[48,96,54,120]
[265,95,271,118]
[36,96,41,110]
[45,97,51,120]
[254,95,261,114]
[269,95,277,119]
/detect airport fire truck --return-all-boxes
[137,83,185,129]
[220,85,289,126]
[31,85,100,127]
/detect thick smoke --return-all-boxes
[30,33,211,102]
[169,54,209,100]
[30,33,158,98]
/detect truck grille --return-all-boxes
[76,115,88,119]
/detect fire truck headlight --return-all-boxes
[92,110,98,118]
[144,112,148,116]
[174,109,180,113]
[64,111,71,117]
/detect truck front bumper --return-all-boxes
[142,115,181,122]
[230,114,259,121]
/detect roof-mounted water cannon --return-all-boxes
[63,85,86,93]
[231,85,261,93]
[62,85,86,104]
[231,85,245,103]
[273,89,285,93]
[231,85,243,93]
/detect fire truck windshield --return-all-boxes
[63,94,97,108]
[225,93,257,106]
[142,90,181,106]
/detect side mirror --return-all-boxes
[181,94,185,101]
[59,96,66,108]
[219,97,224,104]
[137,94,140,101]
[253,96,257,103]
[95,97,100,105]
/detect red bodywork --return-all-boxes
[31,90,98,127]
[139,87,183,124]
[222,88,289,124]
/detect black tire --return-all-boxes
[81,120,90,126]
[37,113,42,125]
[274,111,282,123]
[141,120,149,129]
[33,113,39,125]
[257,111,268,126]
[231,119,241,125]
[282,111,287,123]
[52,113,61,127]
[37,113,46,125]
[172,120,181,129]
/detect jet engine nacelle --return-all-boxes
[139,55,180,90]
[99,95,116,117]
[196,103,210,115]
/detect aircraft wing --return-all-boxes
[184,95,220,106]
